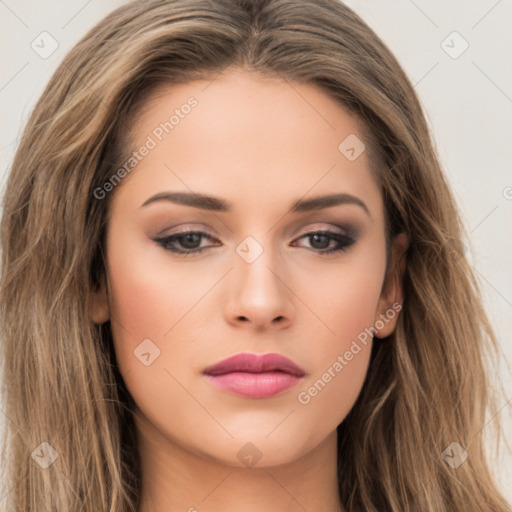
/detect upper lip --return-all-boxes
[204,352,306,377]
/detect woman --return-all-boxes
[1,0,510,510]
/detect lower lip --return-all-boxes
[205,372,303,398]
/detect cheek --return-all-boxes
[300,243,386,348]
[292,260,383,421]
[316,266,382,328]
[104,228,209,374]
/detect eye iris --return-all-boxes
[310,233,330,249]
[179,233,202,249]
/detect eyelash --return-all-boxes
[152,228,356,256]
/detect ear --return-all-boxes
[88,275,110,324]
[374,233,408,338]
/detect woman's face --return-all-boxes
[91,68,406,467]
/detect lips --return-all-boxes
[204,352,306,377]
[203,352,306,399]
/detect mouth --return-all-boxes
[203,352,306,399]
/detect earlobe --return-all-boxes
[375,233,408,338]
[88,277,110,324]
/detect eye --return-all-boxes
[153,230,219,256]
[153,227,357,256]
[292,229,356,254]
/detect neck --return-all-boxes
[135,409,344,512]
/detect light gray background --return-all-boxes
[1,0,511,505]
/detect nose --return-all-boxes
[224,246,295,331]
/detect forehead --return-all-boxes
[110,68,383,221]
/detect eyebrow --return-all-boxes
[141,191,370,216]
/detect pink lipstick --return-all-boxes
[203,352,306,398]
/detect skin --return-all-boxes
[90,67,407,512]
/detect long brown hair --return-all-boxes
[1,0,510,510]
